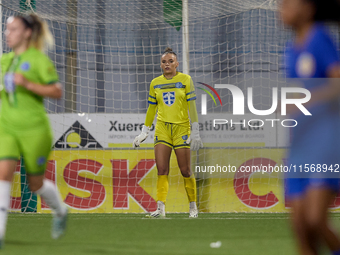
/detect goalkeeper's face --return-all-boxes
[5,17,31,50]
[161,54,179,75]
[279,0,314,27]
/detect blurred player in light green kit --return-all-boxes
[0,13,67,248]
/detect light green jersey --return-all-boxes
[0,47,59,131]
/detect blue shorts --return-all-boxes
[285,178,340,199]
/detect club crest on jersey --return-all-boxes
[37,156,47,166]
[21,62,30,71]
[163,91,175,106]
[296,52,315,77]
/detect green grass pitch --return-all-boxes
[2,213,340,255]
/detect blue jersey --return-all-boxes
[285,23,340,187]
[285,23,340,123]
[285,23,338,79]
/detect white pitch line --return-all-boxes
[10,215,340,221]
[65,216,291,220]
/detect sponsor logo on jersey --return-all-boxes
[162,91,175,106]
[175,82,183,88]
[21,62,30,71]
[37,156,47,166]
[54,121,102,148]
[154,83,185,89]
[296,52,315,77]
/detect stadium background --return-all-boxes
[2,0,340,214]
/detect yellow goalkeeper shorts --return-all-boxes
[154,120,190,149]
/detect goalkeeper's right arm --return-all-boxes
[133,104,157,147]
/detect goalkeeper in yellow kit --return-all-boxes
[133,47,203,218]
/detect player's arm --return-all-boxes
[133,83,157,147]
[14,73,62,99]
[304,65,340,104]
[289,64,340,116]
[185,78,203,150]
[14,56,62,99]
[144,103,157,127]
[188,100,198,123]
[316,64,340,99]
[308,63,340,99]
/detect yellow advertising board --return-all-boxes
[38,150,190,213]
[197,148,288,212]
[14,148,338,213]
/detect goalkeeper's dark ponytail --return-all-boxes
[163,47,177,57]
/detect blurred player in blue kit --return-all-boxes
[280,0,340,254]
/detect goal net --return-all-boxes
[3,0,340,213]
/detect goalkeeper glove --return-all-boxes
[133,125,150,148]
[185,122,203,151]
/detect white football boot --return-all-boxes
[52,208,68,239]
[189,202,198,218]
[146,201,165,218]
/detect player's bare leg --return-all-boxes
[290,198,318,255]
[174,148,198,218]
[305,188,340,254]
[27,174,68,239]
[146,144,172,218]
[0,160,17,249]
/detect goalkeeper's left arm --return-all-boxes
[185,81,203,151]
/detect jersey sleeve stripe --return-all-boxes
[148,101,157,105]
[186,91,195,95]
[148,95,156,99]
[187,97,197,101]
[47,80,59,85]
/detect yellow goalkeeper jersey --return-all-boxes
[148,72,196,125]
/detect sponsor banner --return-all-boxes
[37,149,189,213]
[13,148,337,213]
[198,149,340,212]
[49,113,155,149]
[49,113,288,148]
[198,148,288,212]
[198,113,280,147]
